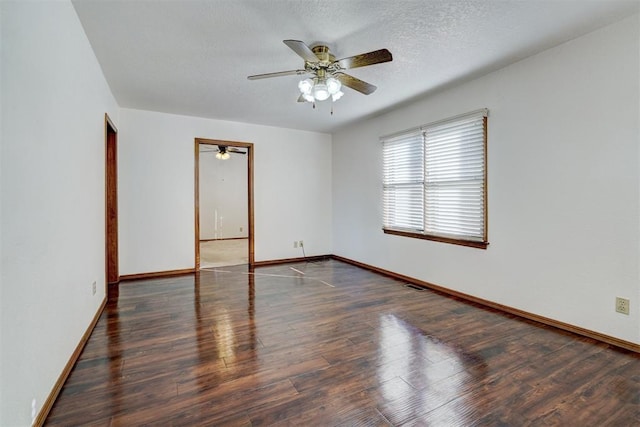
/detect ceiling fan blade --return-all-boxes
[335,73,377,95]
[337,48,392,70]
[283,39,319,63]
[228,148,247,154]
[297,93,306,103]
[247,69,307,80]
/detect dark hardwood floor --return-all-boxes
[46,260,639,426]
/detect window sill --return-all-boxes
[383,228,489,249]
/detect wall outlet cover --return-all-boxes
[615,297,630,315]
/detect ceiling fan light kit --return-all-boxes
[298,76,343,103]
[201,145,247,160]
[248,39,392,111]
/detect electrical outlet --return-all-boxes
[299,240,304,247]
[615,297,630,315]
[293,241,298,248]
[92,281,97,295]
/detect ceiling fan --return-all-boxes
[248,40,392,105]
[201,145,246,160]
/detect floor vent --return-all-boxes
[405,284,425,291]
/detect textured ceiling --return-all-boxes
[72,0,639,133]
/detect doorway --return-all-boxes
[195,138,254,269]
[105,114,119,297]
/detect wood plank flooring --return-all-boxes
[46,260,640,426]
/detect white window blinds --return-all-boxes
[382,132,424,231]
[382,109,488,245]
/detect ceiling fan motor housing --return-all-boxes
[310,45,335,65]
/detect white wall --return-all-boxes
[333,15,640,345]
[199,150,248,240]
[119,108,332,275]
[0,1,119,425]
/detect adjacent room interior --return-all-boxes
[2,1,639,426]
[198,142,250,268]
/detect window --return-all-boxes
[382,109,488,249]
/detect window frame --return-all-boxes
[382,109,489,249]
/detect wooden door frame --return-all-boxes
[194,138,254,268]
[105,113,119,297]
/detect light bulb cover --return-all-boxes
[298,78,313,94]
[331,90,344,102]
[326,77,341,94]
[303,93,315,102]
[222,152,230,160]
[313,82,330,101]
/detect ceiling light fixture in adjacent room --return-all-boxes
[216,147,230,160]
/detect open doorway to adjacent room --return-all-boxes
[105,113,119,299]
[195,138,254,269]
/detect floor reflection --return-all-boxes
[106,299,122,419]
[193,266,257,395]
[377,313,487,423]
